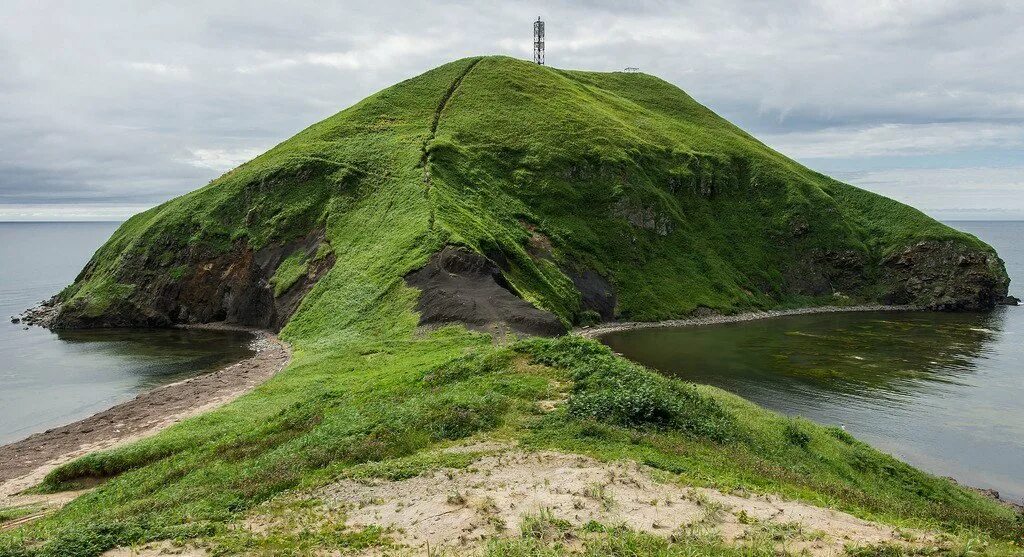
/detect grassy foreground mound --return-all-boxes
[2,335,1020,554]
[3,57,1019,554]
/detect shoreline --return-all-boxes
[575,304,919,338]
[577,303,1024,512]
[0,327,290,505]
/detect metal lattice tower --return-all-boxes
[533,17,545,65]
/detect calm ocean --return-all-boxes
[0,222,253,444]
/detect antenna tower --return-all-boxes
[533,17,545,65]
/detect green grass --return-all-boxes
[3,56,1018,555]
[4,335,1018,555]
[270,252,309,296]
[57,56,1003,325]
[484,513,1018,557]
[0,505,37,525]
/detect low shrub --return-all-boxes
[517,336,736,442]
[784,421,812,448]
[826,425,856,445]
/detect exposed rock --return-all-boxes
[783,248,869,297]
[522,222,554,261]
[999,295,1021,306]
[565,267,616,321]
[880,240,1009,311]
[944,477,1024,512]
[48,230,334,332]
[405,246,566,337]
[612,198,673,236]
[689,305,718,318]
[17,298,60,328]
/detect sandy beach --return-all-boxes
[0,328,289,506]
[575,304,918,338]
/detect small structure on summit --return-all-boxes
[533,16,545,65]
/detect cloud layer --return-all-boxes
[0,1,1021,220]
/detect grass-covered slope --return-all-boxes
[4,57,1019,555]
[52,56,1007,332]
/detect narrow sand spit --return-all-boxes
[0,328,289,519]
[576,304,918,339]
[309,446,930,556]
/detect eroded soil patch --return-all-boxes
[312,448,930,556]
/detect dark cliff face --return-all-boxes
[50,231,334,332]
[879,240,1010,311]
[775,241,1009,312]
[404,246,567,337]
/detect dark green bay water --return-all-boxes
[0,222,254,445]
[602,221,1024,503]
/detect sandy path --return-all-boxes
[0,329,290,506]
[314,446,929,556]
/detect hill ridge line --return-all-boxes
[421,57,483,230]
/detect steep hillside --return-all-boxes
[49,56,1008,335]
[5,57,1019,556]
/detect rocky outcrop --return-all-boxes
[879,240,1009,311]
[48,230,334,332]
[565,267,616,321]
[782,248,870,298]
[612,198,674,236]
[404,246,566,337]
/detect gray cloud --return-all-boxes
[0,0,1022,219]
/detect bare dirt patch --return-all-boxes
[405,246,565,338]
[317,448,927,556]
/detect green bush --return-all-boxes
[518,336,736,442]
[826,425,856,445]
[784,421,812,448]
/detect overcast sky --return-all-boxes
[1,1,1021,221]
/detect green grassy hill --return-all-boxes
[52,55,1008,333]
[4,57,1019,555]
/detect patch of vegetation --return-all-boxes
[0,505,37,525]
[270,251,310,297]
[167,265,189,281]
[487,518,779,556]
[783,420,812,448]
[210,503,386,557]
[827,425,858,445]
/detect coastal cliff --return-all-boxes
[43,56,1008,334]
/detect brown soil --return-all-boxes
[0,328,290,509]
